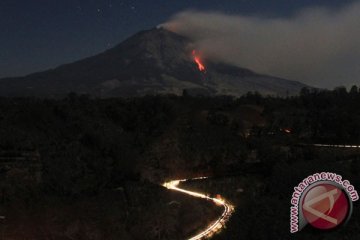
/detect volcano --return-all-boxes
[0,28,308,97]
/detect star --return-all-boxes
[130,5,137,13]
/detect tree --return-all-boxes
[350,85,359,97]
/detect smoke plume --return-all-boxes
[162,2,360,88]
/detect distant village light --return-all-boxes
[284,128,292,134]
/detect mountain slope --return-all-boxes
[0,28,308,97]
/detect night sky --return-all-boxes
[1,0,356,78]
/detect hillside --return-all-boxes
[0,28,308,97]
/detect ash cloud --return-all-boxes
[162,2,360,88]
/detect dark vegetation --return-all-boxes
[0,86,360,239]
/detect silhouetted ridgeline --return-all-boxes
[0,86,360,239]
[1,87,360,195]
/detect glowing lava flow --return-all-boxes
[163,178,235,240]
[192,50,206,72]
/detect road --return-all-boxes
[312,144,360,148]
[163,177,235,240]
[162,143,359,238]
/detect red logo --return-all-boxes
[302,183,350,230]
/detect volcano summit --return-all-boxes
[0,28,308,97]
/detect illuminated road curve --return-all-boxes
[312,144,360,148]
[163,177,235,240]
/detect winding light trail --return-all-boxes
[163,177,235,240]
[312,144,360,148]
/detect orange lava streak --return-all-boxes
[192,50,206,72]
